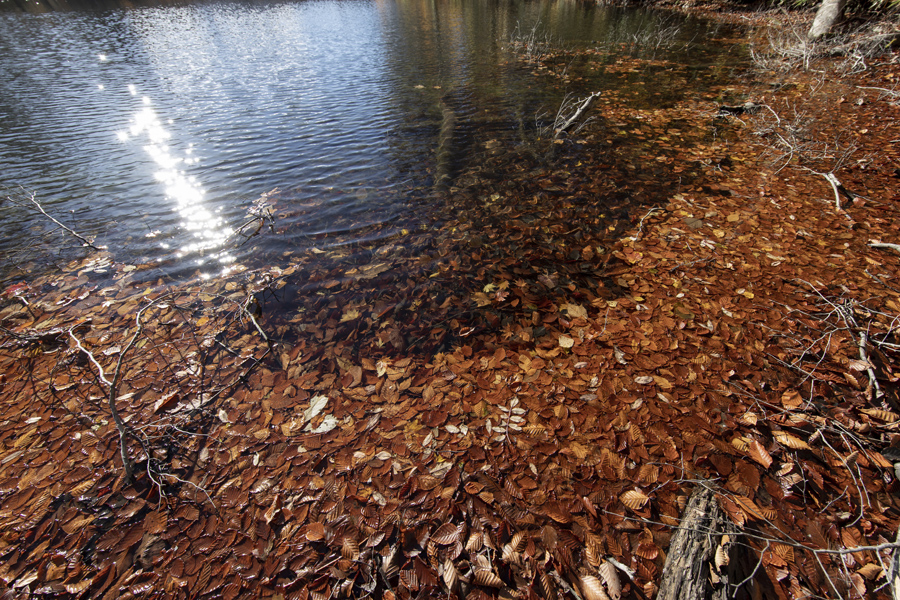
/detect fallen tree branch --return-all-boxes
[800,167,846,210]
[67,298,159,482]
[554,91,601,138]
[69,328,133,480]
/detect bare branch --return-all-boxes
[869,241,900,254]
[554,92,601,138]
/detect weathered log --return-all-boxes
[657,486,757,600]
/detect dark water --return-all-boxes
[0,0,745,283]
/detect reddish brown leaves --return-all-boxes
[306,522,326,542]
[431,523,460,546]
[747,439,774,470]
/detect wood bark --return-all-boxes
[657,486,756,600]
[808,0,847,40]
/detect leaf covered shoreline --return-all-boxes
[2,15,900,600]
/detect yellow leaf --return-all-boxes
[339,308,360,322]
[472,292,492,307]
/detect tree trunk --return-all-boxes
[808,0,846,40]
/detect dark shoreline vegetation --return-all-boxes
[2,1,900,599]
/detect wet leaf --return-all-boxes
[432,523,460,545]
[747,439,773,469]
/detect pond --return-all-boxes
[0,0,748,286]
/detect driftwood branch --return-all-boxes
[554,92,601,138]
[69,329,134,480]
[800,167,846,210]
[68,299,158,481]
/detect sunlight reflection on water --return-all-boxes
[116,90,235,274]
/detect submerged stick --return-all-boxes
[19,192,103,250]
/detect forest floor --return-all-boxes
[1,7,900,600]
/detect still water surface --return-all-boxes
[0,0,745,282]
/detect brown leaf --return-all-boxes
[473,566,503,588]
[780,389,803,409]
[341,536,359,560]
[306,522,326,542]
[432,523,460,546]
[733,496,765,522]
[747,439,773,469]
[579,575,611,600]
[857,563,883,580]
[860,408,898,423]
[442,558,460,591]
[599,561,622,600]
[773,431,810,450]
[620,489,650,510]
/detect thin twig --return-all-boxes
[630,207,663,242]
[16,192,104,250]
[858,330,883,400]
